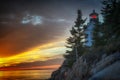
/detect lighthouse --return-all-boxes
[85,10,99,46]
[89,10,99,23]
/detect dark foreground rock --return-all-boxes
[89,61,120,80]
[49,52,120,80]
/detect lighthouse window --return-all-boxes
[91,15,97,19]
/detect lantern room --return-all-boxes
[89,10,99,22]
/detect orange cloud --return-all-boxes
[0,58,63,71]
[31,65,61,70]
[0,41,65,68]
[0,65,60,71]
[0,22,68,58]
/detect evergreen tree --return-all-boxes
[92,22,105,47]
[101,0,120,42]
[64,10,87,67]
[101,0,120,52]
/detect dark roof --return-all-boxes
[89,10,98,16]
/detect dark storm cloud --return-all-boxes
[0,0,102,19]
[0,58,63,69]
[14,58,63,68]
[0,0,102,57]
[0,21,69,57]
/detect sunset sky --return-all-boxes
[0,0,102,70]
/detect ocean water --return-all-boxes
[0,70,54,80]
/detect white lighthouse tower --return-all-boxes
[85,10,99,46]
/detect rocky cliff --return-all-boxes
[49,52,120,80]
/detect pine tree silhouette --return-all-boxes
[64,10,87,67]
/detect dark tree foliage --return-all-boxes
[101,0,120,53]
[64,10,87,67]
[92,22,106,47]
[101,0,120,42]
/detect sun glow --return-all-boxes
[0,41,65,67]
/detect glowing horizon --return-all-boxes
[0,40,65,69]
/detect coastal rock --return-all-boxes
[49,68,66,80]
[90,52,120,75]
[49,60,69,80]
[89,61,120,80]
[65,57,89,80]
[49,52,120,80]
